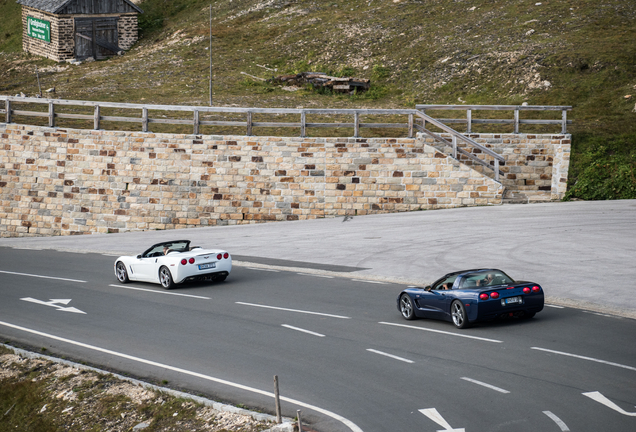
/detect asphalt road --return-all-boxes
[1,246,635,432]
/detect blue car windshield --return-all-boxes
[460,271,514,288]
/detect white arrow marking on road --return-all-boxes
[20,298,86,314]
[583,391,636,416]
[419,408,466,432]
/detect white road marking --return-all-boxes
[545,304,564,309]
[350,279,387,284]
[366,349,413,364]
[297,273,333,278]
[461,377,510,394]
[246,267,279,272]
[582,311,614,318]
[419,408,465,432]
[583,391,636,416]
[0,270,86,283]
[20,298,86,314]
[531,347,636,371]
[379,322,503,343]
[543,411,570,431]
[282,325,325,337]
[0,320,363,432]
[108,284,211,300]
[236,302,351,319]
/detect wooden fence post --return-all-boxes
[193,110,199,135]
[48,101,55,127]
[354,111,360,137]
[514,108,520,134]
[274,375,282,424]
[300,111,306,137]
[142,107,148,132]
[466,109,472,134]
[561,109,567,134]
[94,105,100,130]
[408,113,413,138]
[5,100,11,123]
[246,111,253,136]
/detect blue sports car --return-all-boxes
[397,269,544,329]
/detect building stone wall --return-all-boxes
[20,7,139,61]
[0,124,507,237]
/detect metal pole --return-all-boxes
[297,410,303,432]
[209,4,212,106]
[274,375,282,424]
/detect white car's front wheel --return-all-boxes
[115,262,129,284]
[159,266,175,289]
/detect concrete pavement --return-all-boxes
[1,200,635,319]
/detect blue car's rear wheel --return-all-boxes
[159,266,175,289]
[399,294,416,320]
[451,300,470,329]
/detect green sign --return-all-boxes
[27,16,51,43]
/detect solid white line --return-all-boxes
[543,411,570,431]
[108,284,210,300]
[350,279,387,284]
[0,270,86,283]
[236,302,351,319]
[0,320,363,432]
[531,347,636,371]
[366,349,414,364]
[379,322,503,343]
[461,377,510,394]
[282,325,325,337]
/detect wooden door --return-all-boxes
[74,17,119,60]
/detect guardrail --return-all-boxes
[416,104,572,134]
[2,97,558,182]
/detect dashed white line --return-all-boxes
[298,273,333,278]
[350,279,387,284]
[236,302,351,319]
[282,325,325,337]
[461,377,510,394]
[246,268,280,272]
[531,347,636,371]
[0,320,363,432]
[545,304,565,309]
[379,322,503,343]
[543,411,570,431]
[0,270,86,283]
[366,349,413,364]
[108,284,211,299]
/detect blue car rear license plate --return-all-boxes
[503,296,521,305]
[198,263,216,270]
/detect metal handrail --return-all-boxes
[416,104,572,134]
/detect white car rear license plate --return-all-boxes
[504,296,521,305]
[198,263,216,270]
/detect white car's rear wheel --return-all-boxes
[159,266,175,289]
[115,262,129,284]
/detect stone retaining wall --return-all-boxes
[0,124,505,237]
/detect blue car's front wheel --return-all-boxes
[400,294,416,320]
[451,300,470,329]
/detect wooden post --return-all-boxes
[561,109,567,134]
[514,108,519,134]
[452,135,457,159]
[94,105,100,130]
[48,101,55,127]
[297,410,303,432]
[421,108,426,130]
[466,109,472,134]
[494,159,500,182]
[246,111,252,136]
[354,111,360,137]
[142,107,148,132]
[274,375,282,424]
[300,111,306,137]
[6,100,11,123]
[408,113,413,138]
[193,110,199,135]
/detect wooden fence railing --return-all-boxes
[0,97,571,182]
[416,104,572,134]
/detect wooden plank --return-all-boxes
[251,122,300,128]
[55,113,96,120]
[416,104,572,111]
[12,110,49,117]
[198,121,246,126]
[147,118,192,125]
[101,115,143,123]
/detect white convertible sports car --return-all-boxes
[114,240,232,289]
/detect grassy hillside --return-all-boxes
[1,0,635,199]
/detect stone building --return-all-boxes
[17,0,143,62]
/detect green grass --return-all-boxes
[1,0,635,199]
